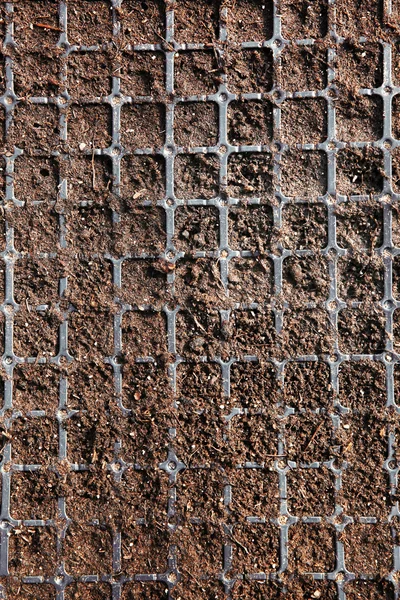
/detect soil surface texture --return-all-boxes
[0,1,398,600]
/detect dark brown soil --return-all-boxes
[120,155,165,202]
[121,582,169,600]
[67,0,113,47]
[336,148,384,196]
[9,526,57,576]
[227,152,273,199]
[288,522,336,572]
[66,104,112,150]
[335,200,383,250]
[114,209,166,257]
[118,0,165,45]
[286,466,335,516]
[13,49,62,98]
[230,522,280,574]
[280,0,327,39]
[338,306,386,354]
[175,101,219,148]
[282,254,330,304]
[6,2,394,598]
[174,205,219,253]
[227,48,274,94]
[284,412,335,463]
[229,360,277,410]
[228,100,273,146]
[281,202,328,250]
[174,0,219,43]
[229,466,280,517]
[338,360,386,411]
[280,99,327,145]
[336,95,383,143]
[10,103,60,154]
[119,51,165,98]
[121,102,165,150]
[278,46,327,92]
[175,154,219,199]
[2,581,56,600]
[281,151,327,198]
[13,364,61,412]
[225,0,273,42]
[65,583,112,600]
[10,470,59,520]
[285,578,337,600]
[175,466,226,520]
[228,204,273,252]
[174,51,221,96]
[63,524,113,575]
[280,307,333,358]
[342,523,392,575]
[283,361,332,410]
[344,580,394,599]
[337,254,384,302]
[67,52,113,99]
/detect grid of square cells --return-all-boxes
[0,0,399,599]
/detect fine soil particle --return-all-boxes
[281,150,327,198]
[175,154,219,199]
[225,0,273,42]
[121,582,169,600]
[13,364,61,412]
[280,0,328,39]
[118,0,165,45]
[119,51,165,98]
[337,360,386,411]
[282,254,330,304]
[230,522,280,574]
[281,202,328,250]
[64,583,112,600]
[337,254,384,302]
[10,471,59,521]
[288,522,336,572]
[120,102,165,150]
[227,152,273,198]
[335,200,383,250]
[283,360,333,410]
[337,306,386,355]
[175,361,223,410]
[278,46,327,92]
[280,98,327,145]
[229,360,278,410]
[174,51,221,96]
[286,466,335,516]
[174,0,219,43]
[344,580,395,599]
[67,0,113,47]
[342,523,392,575]
[120,155,165,202]
[228,100,273,146]
[8,527,57,576]
[227,48,274,94]
[174,205,220,253]
[13,49,62,98]
[336,95,383,143]
[228,466,280,518]
[67,51,114,99]
[174,101,219,148]
[228,204,273,252]
[336,148,384,196]
[229,255,273,304]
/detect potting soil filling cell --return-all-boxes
[0,0,399,599]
